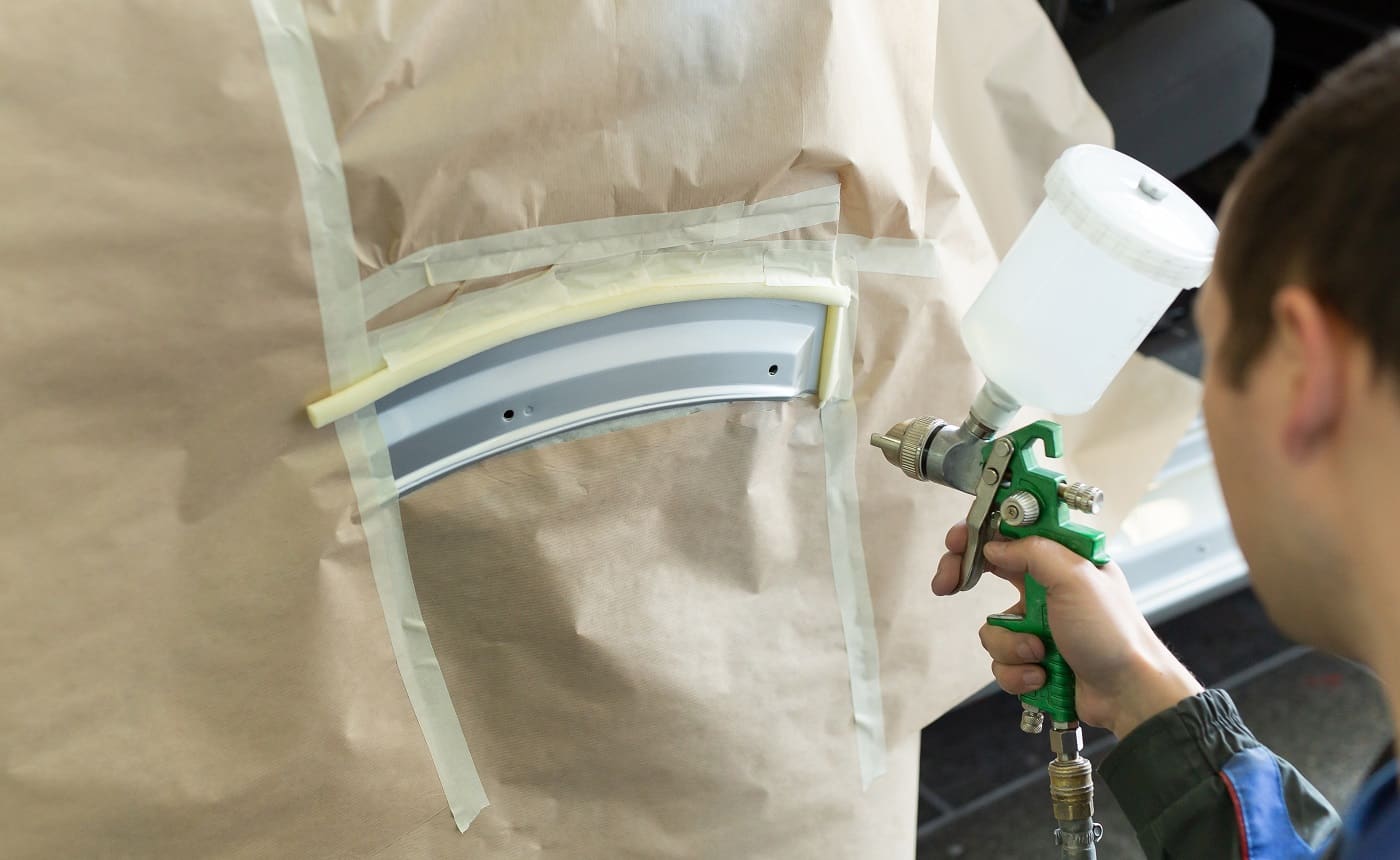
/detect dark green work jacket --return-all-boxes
[1101,689,1400,858]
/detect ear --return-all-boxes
[1272,286,1344,461]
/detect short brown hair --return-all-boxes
[1214,31,1400,386]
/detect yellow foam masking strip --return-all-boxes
[307,244,852,428]
[249,0,489,832]
[360,184,842,318]
[374,243,847,366]
[820,254,888,787]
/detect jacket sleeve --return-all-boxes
[1099,689,1341,859]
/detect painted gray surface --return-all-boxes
[376,297,829,493]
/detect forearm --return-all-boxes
[1100,689,1340,859]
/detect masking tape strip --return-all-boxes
[723,190,844,244]
[309,245,850,428]
[250,0,488,832]
[360,185,841,318]
[835,235,941,278]
[375,243,844,363]
[820,254,888,787]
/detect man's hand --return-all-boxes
[933,522,1204,738]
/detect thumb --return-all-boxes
[983,537,1090,591]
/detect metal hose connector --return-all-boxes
[1049,725,1101,858]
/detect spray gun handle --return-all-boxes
[980,421,1110,727]
[988,576,1079,726]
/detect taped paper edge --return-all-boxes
[821,255,888,787]
[361,184,843,317]
[250,0,488,831]
[835,235,941,278]
[310,253,851,428]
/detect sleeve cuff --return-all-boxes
[1100,689,1261,832]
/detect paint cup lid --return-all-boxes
[1044,144,1218,289]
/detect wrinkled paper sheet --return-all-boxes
[0,1,1200,856]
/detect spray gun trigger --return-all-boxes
[959,437,1017,591]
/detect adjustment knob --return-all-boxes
[1000,491,1041,527]
[1059,481,1104,515]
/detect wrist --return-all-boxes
[1105,647,1204,738]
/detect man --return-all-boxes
[933,32,1400,858]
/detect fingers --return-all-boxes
[973,535,1026,589]
[992,660,1046,695]
[983,536,1094,590]
[944,521,968,553]
[932,524,1026,596]
[931,551,964,596]
[980,622,1045,694]
[978,623,1042,664]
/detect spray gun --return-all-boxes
[871,387,1107,855]
[870,145,1218,858]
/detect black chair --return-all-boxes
[1042,0,1274,179]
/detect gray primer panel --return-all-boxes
[377,297,829,493]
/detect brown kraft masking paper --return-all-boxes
[0,1,1201,856]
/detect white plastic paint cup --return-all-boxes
[961,144,1218,415]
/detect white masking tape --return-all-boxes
[361,185,841,318]
[821,254,888,787]
[836,234,941,278]
[723,185,843,243]
[250,0,489,832]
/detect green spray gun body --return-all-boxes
[871,410,1110,856]
[980,420,1109,727]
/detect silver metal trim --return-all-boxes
[376,297,830,494]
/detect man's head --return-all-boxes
[1198,32,1400,656]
